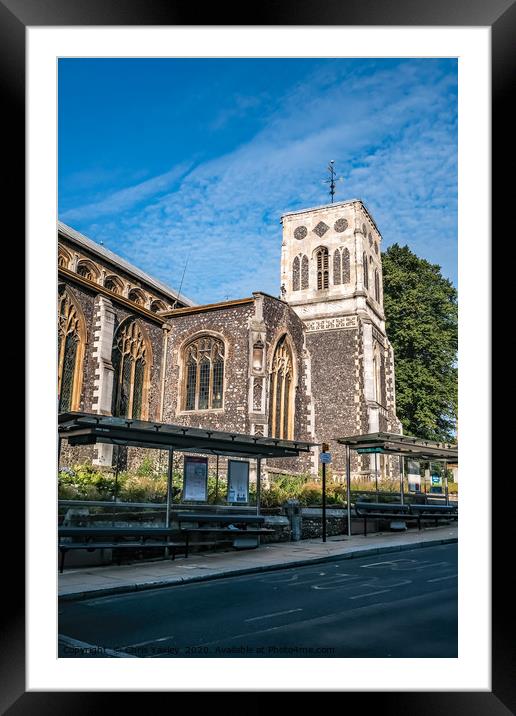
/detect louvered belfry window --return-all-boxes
[183,336,225,411]
[58,287,84,412]
[316,247,329,290]
[112,320,148,419]
[269,335,294,440]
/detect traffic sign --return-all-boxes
[320,452,332,463]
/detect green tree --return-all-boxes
[382,244,457,441]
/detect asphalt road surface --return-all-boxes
[59,543,457,658]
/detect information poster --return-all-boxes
[430,465,443,494]
[407,459,421,493]
[183,456,208,502]
[227,460,249,504]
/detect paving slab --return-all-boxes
[58,524,457,601]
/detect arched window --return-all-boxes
[58,287,86,412]
[363,252,369,289]
[301,255,309,289]
[292,256,300,291]
[58,247,72,269]
[150,299,167,313]
[374,269,380,302]
[269,335,294,440]
[333,249,341,285]
[315,247,329,290]
[111,320,150,419]
[183,336,225,411]
[372,343,383,405]
[104,275,123,295]
[128,288,146,306]
[342,247,350,283]
[76,260,99,282]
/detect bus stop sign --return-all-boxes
[320,452,332,463]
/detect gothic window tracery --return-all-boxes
[104,275,123,294]
[268,335,294,440]
[128,288,146,306]
[111,320,150,420]
[183,336,225,411]
[76,260,100,282]
[58,287,86,412]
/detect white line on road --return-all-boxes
[245,608,303,622]
[349,589,392,600]
[122,635,176,648]
[427,574,457,583]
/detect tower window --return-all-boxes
[316,247,329,290]
[182,336,225,411]
[292,256,300,291]
[363,252,369,289]
[333,249,341,285]
[301,255,309,289]
[375,269,380,302]
[342,247,350,283]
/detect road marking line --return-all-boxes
[245,608,302,622]
[122,635,176,648]
[427,574,457,583]
[360,560,405,568]
[349,589,392,600]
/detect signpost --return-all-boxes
[320,444,331,543]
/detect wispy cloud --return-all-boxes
[61,60,457,303]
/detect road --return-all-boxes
[58,542,457,658]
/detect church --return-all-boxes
[58,198,401,480]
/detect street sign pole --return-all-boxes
[346,445,351,537]
[322,460,327,543]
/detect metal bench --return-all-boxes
[174,512,274,553]
[58,527,187,573]
[354,502,412,536]
[408,503,458,530]
[354,501,458,536]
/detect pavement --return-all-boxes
[58,523,458,602]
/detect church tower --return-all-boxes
[280,199,401,479]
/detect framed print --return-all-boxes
[14,0,512,708]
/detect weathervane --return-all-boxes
[325,160,337,203]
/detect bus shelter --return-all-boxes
[58,412,316,526]
[337,432,458,536]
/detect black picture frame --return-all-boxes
[11,0,509,709]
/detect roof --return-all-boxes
[58,412,316,459]
[337,432,458,462]
[58,221,195,307]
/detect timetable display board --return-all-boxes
[227,460,249,504]
[183,456,208,502]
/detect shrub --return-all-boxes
[120,474,168,503]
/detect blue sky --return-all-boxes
[58,58,457,304]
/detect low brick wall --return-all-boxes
[300,507,347,539]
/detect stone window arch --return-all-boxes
[182,335,225,411]
[58,286,86,412]
[333,248,341,285]
[268,334,295,440]
[292,256,300,291]
[315,247,329,290]
[76,259,100,282]
[111,319,151,420]
[301,255,309,289]
[128,288,146,306]
[104,275,124,295]
[58,246,72,269]
[150,299,168,313]
[363,252,369,289]
[342,247,350,283]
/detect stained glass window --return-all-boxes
[58,287,85,412]
[112,320,149,419]
[269,334,294,440]
[183,336,225,411]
